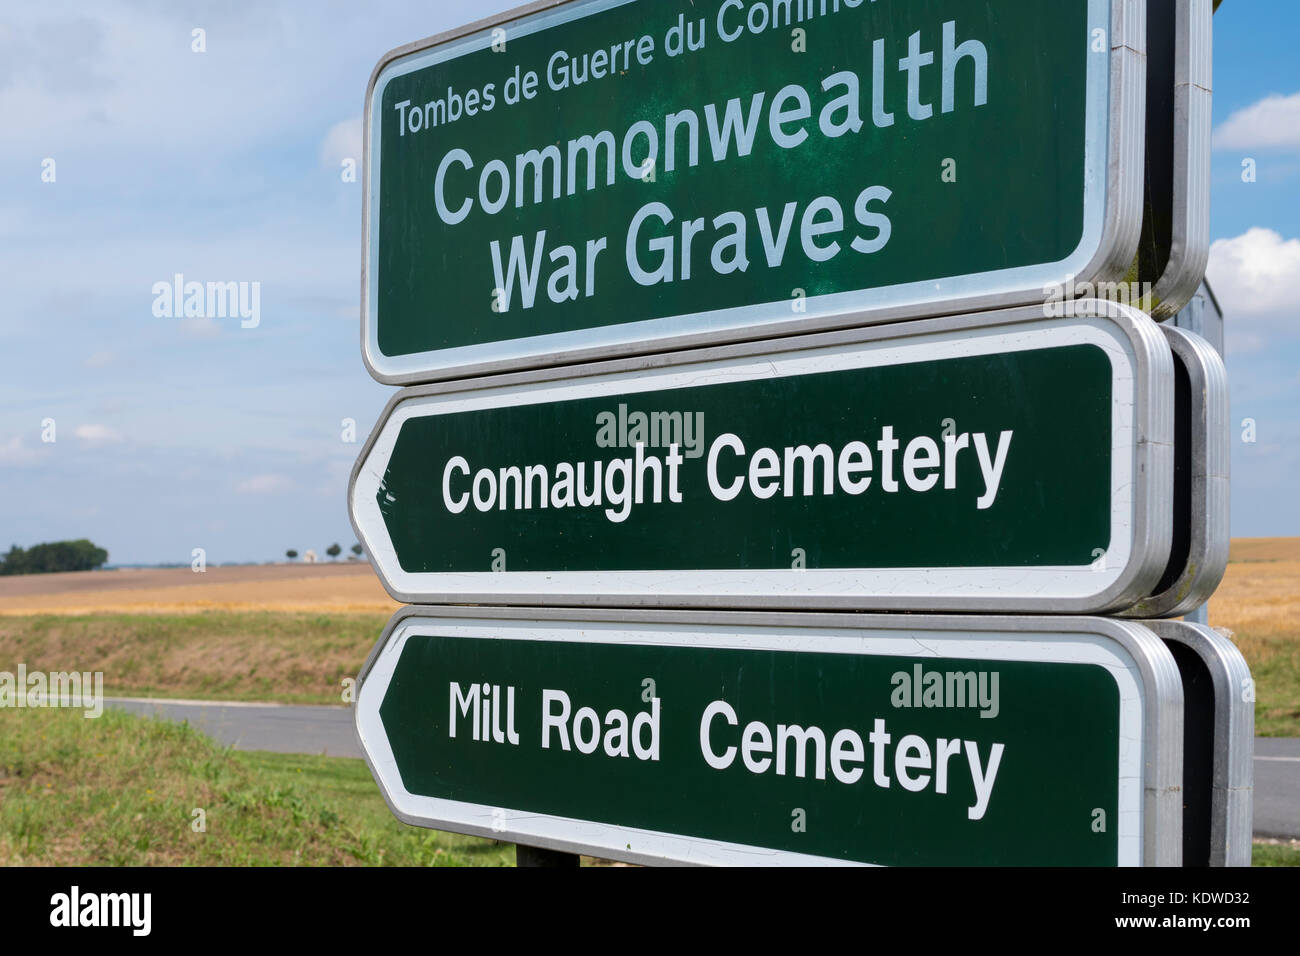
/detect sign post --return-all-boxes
[362,0,1146,383]
[348,0,1238,870]
[355,607,1184,866]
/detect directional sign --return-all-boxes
[355,607,1183,866]
[1137,0,1212,318]
[1124,325,1228,618]
[350,302,1174,613]
[1147,620,1253,867]
[362,0,1146,383]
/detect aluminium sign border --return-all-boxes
[360,0,1148,385]
[349,300,1174,614]
[354,606,1184,867]
[1124,325,1228,618]
[1147,0,1213,319]
[1146,620,1253,867]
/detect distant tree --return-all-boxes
[0,539,108,575]
[326,543,342,560]
[350,543,363,558]
[286,549,299,560]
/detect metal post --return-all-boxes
[1172,284,1224,358]
[516,844,581,868]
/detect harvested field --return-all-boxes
[0,562,399,616]
[0,543,1295,730]
[0,612,387,705]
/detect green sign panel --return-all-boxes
[363,0,1143,382]
[350,306,1174,612]
[355,610,1183,866]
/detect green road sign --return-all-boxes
[355,607,1184,866]
[362,0,1146,383]
[350,302,1174,612]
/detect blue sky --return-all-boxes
[0,0,1297,565]
[1204,3,1300,542]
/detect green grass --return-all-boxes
[0,705,513,866]
[1250,665,1300,737]
[0,612,388,706]
[0,704,1291,868]
[1233,633,1300,737]
[1252,841,1300,867]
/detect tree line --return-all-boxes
[0,539,109,575]
[285,544,364,561]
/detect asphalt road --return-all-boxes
[105,697,362,759]
[1253,737,1300,840]
[105,697,1299,840]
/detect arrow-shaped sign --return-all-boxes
[355,606,1185,866]
[349,302,1175,613]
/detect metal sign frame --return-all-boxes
[1124,325,1228,617]
[354,606,1183,866]
[1146,619,1253,866]
[360,0,1147,385]
[1144,0,1213,319]
[350,300,1174,613]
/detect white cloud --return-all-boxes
[320,116,362,170]
[74,423,123,443]
[1213,92,1300,151]
[1207,228,1300,319]
[236,473,294,495]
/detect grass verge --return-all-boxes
[0,612,388,706]
[0,705,513,865]
[1252,840,1300,867]
[0,705,1291,867]
[1238,639,1300,738]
